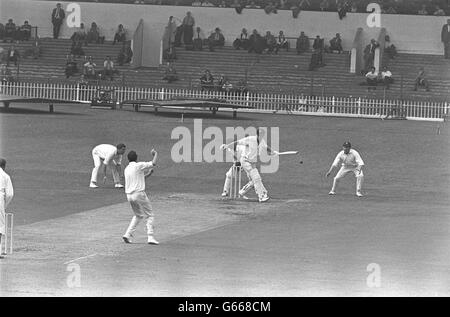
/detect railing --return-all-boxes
[0,81,447,121]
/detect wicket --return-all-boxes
[229,165,242,199]
[1,213,13,255]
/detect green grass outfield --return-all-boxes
[0,103,449,296]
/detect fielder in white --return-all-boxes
[122,149,159,245]
[221,142,253,199]
[0,158,14,256]
[221,128,271,202]
[326,141,364,197]
[90,143,126,188]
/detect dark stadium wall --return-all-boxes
[2,0,448,56]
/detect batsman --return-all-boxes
[221,128,272,202]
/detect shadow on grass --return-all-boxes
[121,108,258,121]
[0,107,86,115]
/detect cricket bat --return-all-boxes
[273,151,299,156]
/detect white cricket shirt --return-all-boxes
[237,136,268,163]
[124,161,153,194]
[0,168,14,207]
[332,149,364,168]
[93,144,122,166]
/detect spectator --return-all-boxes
[337,0,351,19]
[414,67,430,91]
[163,62,178,83]
[166,16,180,47]
[221,77,234,93]
[264,2,278,14]
[117,42,133,65]
[51,3,65,39]
[6,45,19,67]
[0,64,13,83]
[418,4,428,15]
[200,69,215,91]
[296,31,310,54]
[208,27,225,51]
[71,23,88,46]
[23,38,42,59]
[441,19,450,59]
[365,66,378,90]
[19,21,32,41]
[217,74,226,92]
[182,11,195,46]
[65,54,78,78]
[289,0,301,18]
[202,0,215,6]
[193,26,206,50]
[246,1,261,8]
[231,0,245,14]
[4,19,16,42]
[384,35,398,59]
[113,24,126,45]
[320,0,330,11]
[363,39,379,72]
[70,39,85,57]
[312,35,325,64]
[264,31,277,54]
[434,6,446,16]
[83,56,97,79]
[385,5,397,14]
[350,2,358,12]
[218,1,228,8]
[163,43,177,61]
[0,23,5,41]
[379,66,393,89]
[87,22,105,44]
[102,56,116,81]
[192,0,202,6]
[276,30,289,53]
[235,79,248,94]
[329,33,343,53]
[233,28,250,50]
[248,29,265,54]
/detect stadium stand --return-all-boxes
[2,37,449,102]
[62,0,450,16]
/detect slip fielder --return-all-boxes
[221,128,271,202]
[326,141,364,197]
[90,143,126,188]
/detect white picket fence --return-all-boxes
[0,81,448,121]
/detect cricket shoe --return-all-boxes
[259,194,270,203]
[147,236,159,245]
[328,191,336,195]
[122,236,132,244]
[221,191,228,198]
[115,184,124,188]
[356,191,363,197]
[89,182,98,188]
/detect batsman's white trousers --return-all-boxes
[332,166,364,192]
[124,191,154,238]
[240,160,268,200]
[90,151,120,184]
[223,165,252,193]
